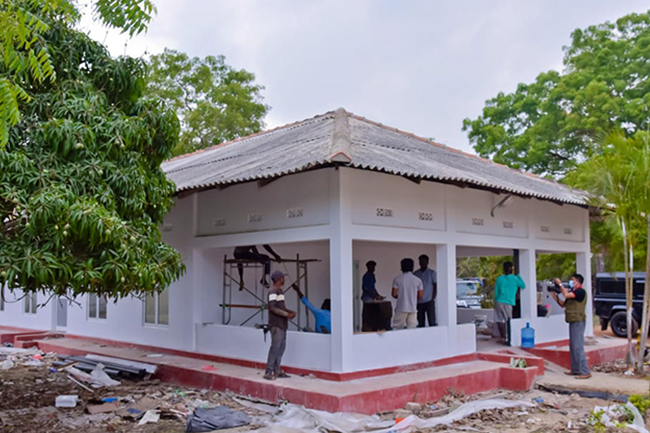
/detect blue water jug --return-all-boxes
[521,322,535,348]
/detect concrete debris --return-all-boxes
[55,395,79,408]
[404,402,421,414]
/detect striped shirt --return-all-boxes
[268,287,289,330]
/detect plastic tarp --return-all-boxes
[592,402,649,433]
[247,399,534,433]
[185,406,251,432]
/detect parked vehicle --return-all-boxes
[594,272,645,338]
[456,279,483,309]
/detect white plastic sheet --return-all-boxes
[90,363,121,387]
[592,402,650,433]
[64,364,120,388]
[248,398,534,433]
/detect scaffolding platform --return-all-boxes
[221,255,320,330]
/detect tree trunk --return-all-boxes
[637,214,650,374]
[622,219,635,367]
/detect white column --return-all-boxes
[329,168,354,372]
[576,251,593,336]
[519,249,537,323]
[436,244,457,330]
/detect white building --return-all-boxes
[0,108,592,375]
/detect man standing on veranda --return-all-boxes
[494,261,525,345]
[414,254,437,327]
[392,258,423,329]
[264,271,296,381]
[550,274,591,379]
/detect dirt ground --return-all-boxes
[0,362,267,433]
[0,352,648,433]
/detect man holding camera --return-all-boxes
[549,274,591,379]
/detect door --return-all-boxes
[56,297,68,328]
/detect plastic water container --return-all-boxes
[55,395,79,408]
[521,322,535,348]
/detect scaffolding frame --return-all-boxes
[220,255,320,330]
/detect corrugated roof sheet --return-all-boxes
[162,108,587,206]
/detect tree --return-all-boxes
[573,132,650,371]
[0,2,184,301]
[0,0,156,147]
[145,49,269,156]
[463,10,650,176]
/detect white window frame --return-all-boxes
[24,292,37,314]
[144,289,169,326]
[88,293,107,320]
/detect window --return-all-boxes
[24,292,37,314]
[88,294,107,319]
[145,289,169,325]
[598,280,625,295]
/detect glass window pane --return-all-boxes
[158,289,169,325]
[98,296,107,319]
[31,293,37,314]
[145,293,156,324]
[24,295,30,313]
[88,294,97,318]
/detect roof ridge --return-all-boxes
[346,111,573,190]
[164,109,338,164]
[328,108,353,163]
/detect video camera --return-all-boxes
[546,280,564,294]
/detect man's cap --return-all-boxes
[271,270,286,282]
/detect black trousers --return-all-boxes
[417,300,437,327]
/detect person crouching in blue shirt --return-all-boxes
[291,285,331,334]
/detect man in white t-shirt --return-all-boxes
[391,258,423,329]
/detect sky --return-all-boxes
[82,0,649,153]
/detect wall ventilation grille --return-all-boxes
[248,213,263,223]
[472,218,484,226]
[564,228,572,235]
[213,218,226,227]
[541,226,550,233]
[376,208,393,217]
[503,221,514,229]
[287,208,304,218]
[419,212,433,221]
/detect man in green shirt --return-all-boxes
[494,261,526,345]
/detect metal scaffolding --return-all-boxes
[220,255,319,330]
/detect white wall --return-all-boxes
[350,323,476,371]
[0,289,53,331]
[347,168,587,246]
[196,324,331,371]
[196,169,330,236]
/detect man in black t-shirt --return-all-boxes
[550,273,590,379]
